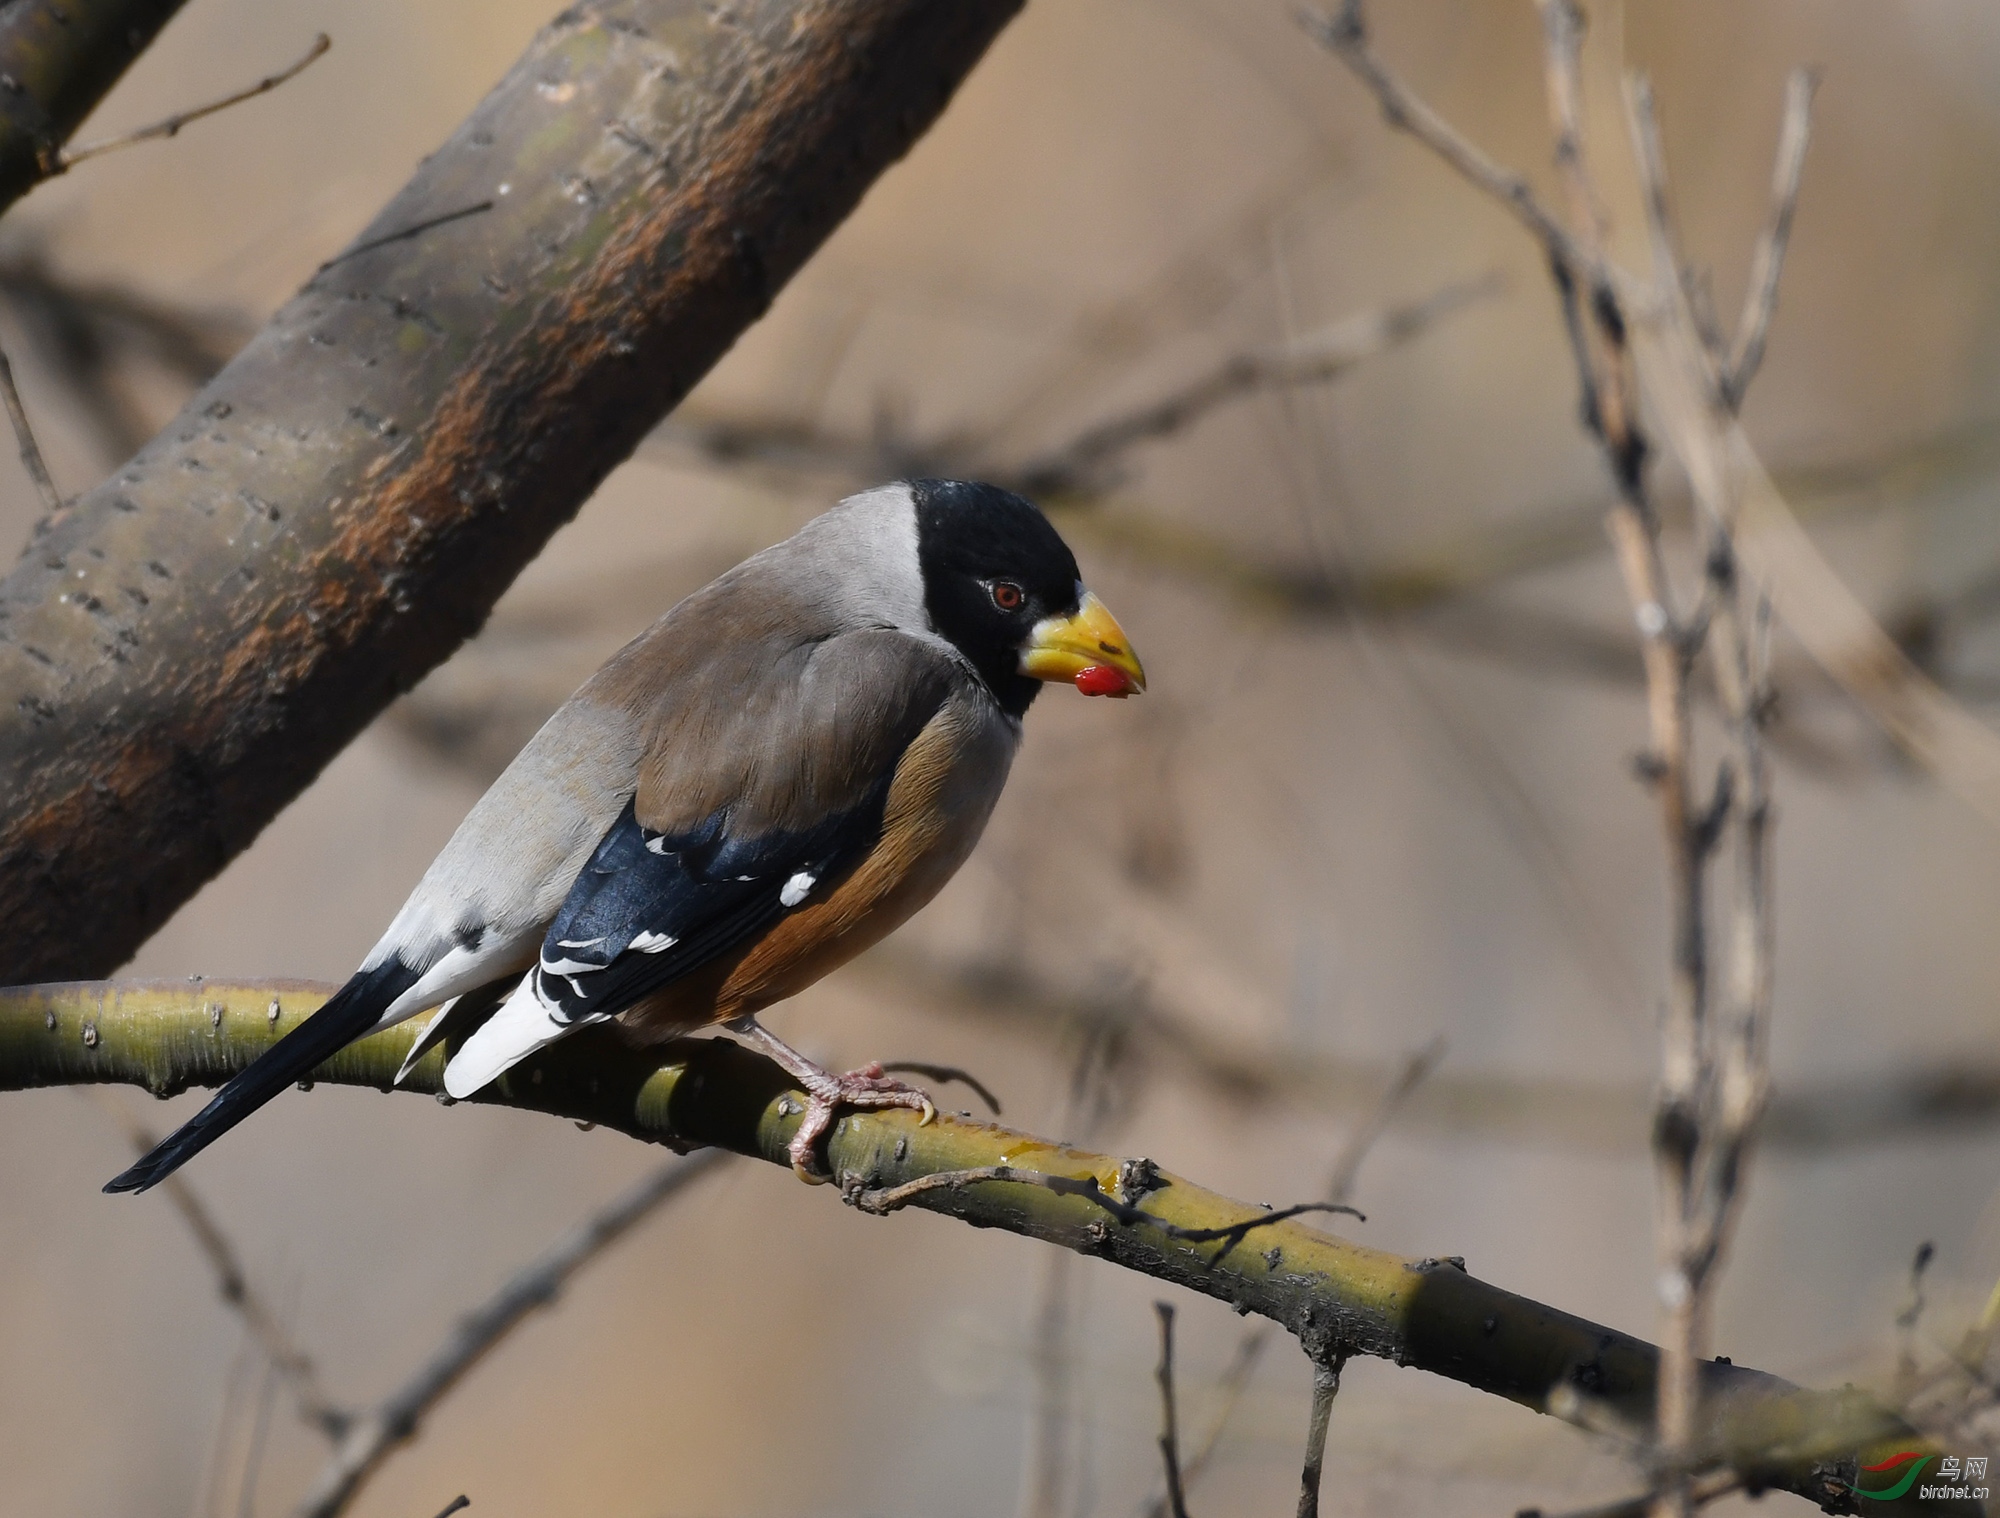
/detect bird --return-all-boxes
[106,479,1145,1193]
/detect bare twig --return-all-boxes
[1143,1329,1271,1518]
[294,1150,728,1518]
[1138,1037,1440,1518]
[1296,4,1584,272]
[1321,1035,1446,1205]
[1309,7,1801,1515]
[86,1089,347,1437]
[429,1499,470,1518]
[843,1164,1360,1265]
[1012,276,1498,495]
[60,34,331,168]
[0,338,60,516]
[1621,71,1786,1518]
[1294,1357,1345,1518]
[646,273,1488,500]
[1153,1302,1192,1518]
[1721,70,1819,411]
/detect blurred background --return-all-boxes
[5,0,2000,1513]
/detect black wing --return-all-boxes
[525,777,893,1021]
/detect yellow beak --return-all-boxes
[1019,591,1146,697]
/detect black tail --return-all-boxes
[103,959,419,1194]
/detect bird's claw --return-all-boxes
[782,1060,937,1181]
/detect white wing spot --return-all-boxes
[628,929,677,953]
[556,935,607,950]
[645,836,671,855]
[780,871,817,908]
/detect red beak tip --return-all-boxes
[1075,665,1137,698]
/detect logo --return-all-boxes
[1850,1454,1930,1502]
[1849,1452,1989,1502]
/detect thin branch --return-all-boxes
[1141,1328,1271,1518]
[1622,75,1712,387]
[1140,1037,1442,1518]
[59,34,331,168]
[294,1150,728,1518]
[1619,71,1789,1518]
[843,1164,1361,1266]
[1321,1035,1445,1206]
[85,1089,348,1438]
[641,392,2000,690]
[429,1498,470,1518]
[0,338,61,517]
[1153,1303,1192,1518]
[1011,275,1499,495]
[1294,1357,1345,1518]
[1308,11,1803,1517]
[1721,70,1819,411]
[1617,55,1790,1518]
[1295,3,1585,273]
[1303,1053,1442,1518]
[1535,0,1652,501]
[645,273,1490,501]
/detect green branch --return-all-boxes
[0,979,1959,1515]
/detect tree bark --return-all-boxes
[0,978,1963,1518]
[0,0,1024,981]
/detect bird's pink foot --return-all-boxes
[784,1061,935,1182]
[730,1020,935,1182]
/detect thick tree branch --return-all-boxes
[0,0,191,210]
[0,0,1025,982]
[0,979,1967,1516]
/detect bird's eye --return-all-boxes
[991,581,1024,611]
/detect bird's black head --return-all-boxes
[911,479,1083,716]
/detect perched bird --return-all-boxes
[107,479,1144,1192]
